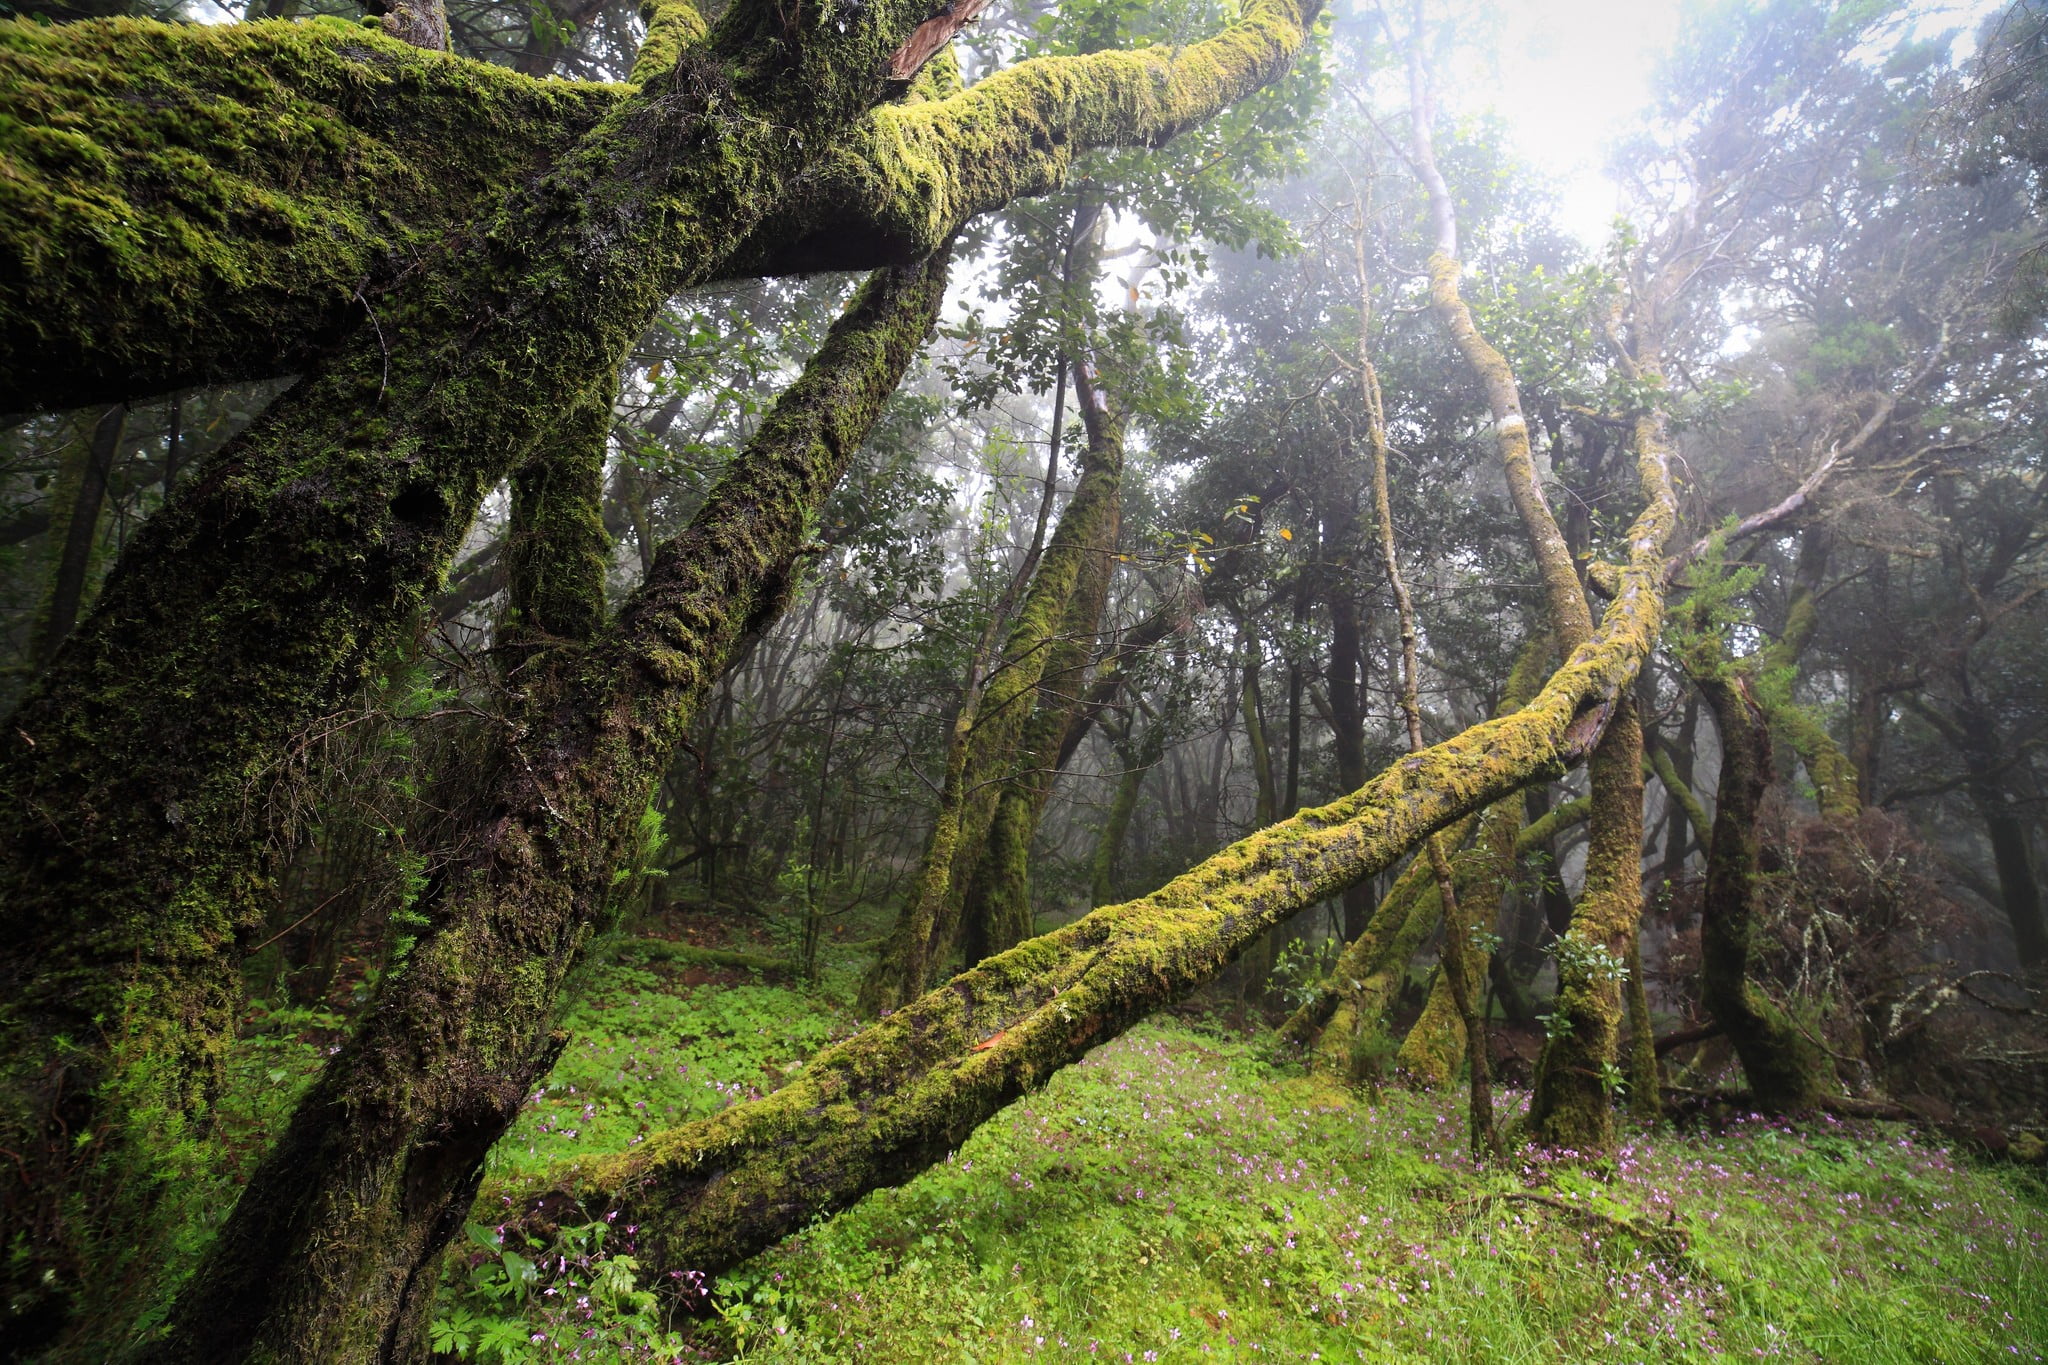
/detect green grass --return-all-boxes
[212,944,2047,1364]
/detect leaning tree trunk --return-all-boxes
[1405,25,1659,1150]
[143,253,952,1365]
[510,427,1674,1284]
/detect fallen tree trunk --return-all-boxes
[510,432,1674,1278]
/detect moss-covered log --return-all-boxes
[511,431,1673,1278]
[142,253,952,1365]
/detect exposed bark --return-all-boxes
[363,0,450,52]
[1325,523,1373,939]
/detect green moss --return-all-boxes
[629,0,709,83]
[0,15,617,411]
[502,372,616,653]
[143,253,954,1363]
[516,430,1673,1259]
[1687,631,1831,1114]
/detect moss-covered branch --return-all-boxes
[717,0,1324,275]
[3,0,1322,411]
[1647,738,1711,843]
[0,16,615,412]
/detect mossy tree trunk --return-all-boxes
[1,0,1322,1340]
[1687,634,1830,1111]
[1404,24,1657,1149]
[145,252,953,1365]
[1527,695,1649,1148]
[863,363,1126,1010]
[1090,713,1168,906]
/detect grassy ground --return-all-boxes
[394,936,2045,1365]
[212,924,2047,1364]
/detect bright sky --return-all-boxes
[1452,0,2008,245]
[1480,0,1685,243]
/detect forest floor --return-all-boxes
[223,910,2048,1365]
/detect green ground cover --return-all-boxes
[216,942,2047,1364]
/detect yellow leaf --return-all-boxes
[1278,527,1293,541]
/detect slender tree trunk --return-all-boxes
[1327,567,1372,938]
[1091,717,1165,906]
